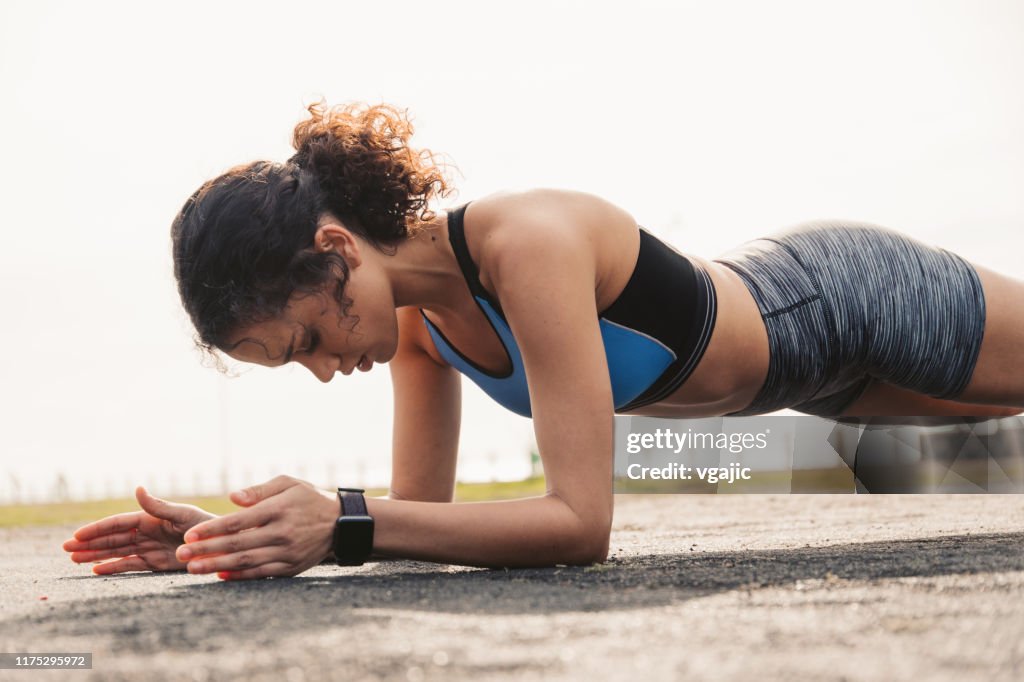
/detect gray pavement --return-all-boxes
[1,494,1022,681]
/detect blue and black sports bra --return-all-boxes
[418,202,718,418]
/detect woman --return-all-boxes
[63,101,1024,580]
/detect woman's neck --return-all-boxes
[380,209,466,313]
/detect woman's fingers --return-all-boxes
[69,545,136,564]
[71,511,141,541]
[176,526,276,563]
[91,555,149,575]
[185,547,288,576]
[63,528,137,553]
[135,486,172,515]
[135,486,190,521]
[229,476,299,509]
[183,504,277,544]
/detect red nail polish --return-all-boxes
[218,571,231,579]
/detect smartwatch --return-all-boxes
[332,487,375,566]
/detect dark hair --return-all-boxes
[171,100,456,368]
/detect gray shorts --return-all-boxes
[713,220,987,416]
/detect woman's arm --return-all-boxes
[386,306,462,503]
[365,207,617,567]
[363,494,603,567]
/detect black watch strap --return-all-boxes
[338,487,368,516]
[333,487,374,567]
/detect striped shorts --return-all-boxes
[713,220,987,417]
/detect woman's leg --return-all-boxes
[949,262,1024,407]
[836,258,1024,415]
[838,377,1024,417]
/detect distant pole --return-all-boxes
[54,473,70,503]
[529,448,543,478]
[7,472,21,505]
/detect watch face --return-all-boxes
[333,516,374,565]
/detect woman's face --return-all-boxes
[222,229,400,382]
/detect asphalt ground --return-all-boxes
[1,494,1022,681]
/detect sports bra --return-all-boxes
[418,202,718,418]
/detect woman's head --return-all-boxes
[171,100,454,375]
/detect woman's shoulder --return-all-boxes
[457,188,641,305]
[462,187,636,235]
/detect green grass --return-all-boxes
[0,476,550,529]
[452,475,548,502]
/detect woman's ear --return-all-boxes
[314,223,362,267]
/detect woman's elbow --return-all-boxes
[546,493,613,565]
[570,524,611,565]
[586,534,611,565]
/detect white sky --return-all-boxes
[1,0,1022,502]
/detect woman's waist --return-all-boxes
[648,255,770,411]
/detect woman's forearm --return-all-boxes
[339,494,608,568]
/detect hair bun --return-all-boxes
[290,99,455,244]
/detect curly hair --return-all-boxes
[170,100,456,369]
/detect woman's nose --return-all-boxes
[301,355,339,383]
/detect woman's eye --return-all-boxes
[302,332,320,355]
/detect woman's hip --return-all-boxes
[713,220,987,416]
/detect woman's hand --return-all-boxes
[62,486,218,575]
[174,475,339,581]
